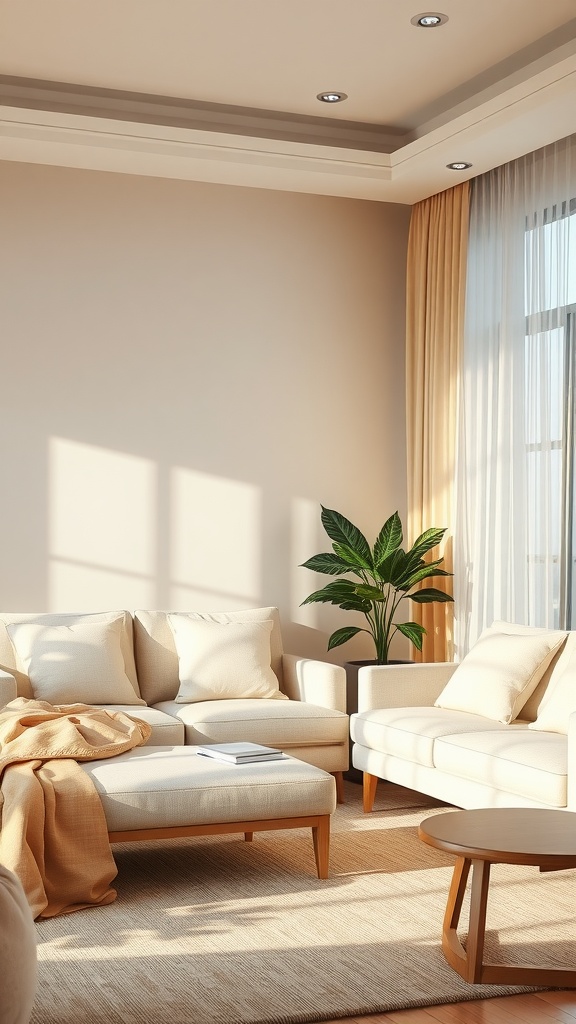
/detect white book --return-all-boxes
[196,742,287,764]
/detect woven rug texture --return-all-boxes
[29,782,575,1024]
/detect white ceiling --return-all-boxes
[1,0,576,204]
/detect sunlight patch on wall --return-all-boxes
[170,467,262,610]
[49,437,156,609]
[290,496,322,627]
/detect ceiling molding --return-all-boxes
[1,42,575,206]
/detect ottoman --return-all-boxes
[81,746,337,878]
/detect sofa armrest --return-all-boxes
[281,654,346,713]
[0,669,17,709]
[357,661,458,713]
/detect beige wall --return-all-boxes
[0,161,410,662]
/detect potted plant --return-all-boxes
[300,506,453,664]
[300,507,453,781]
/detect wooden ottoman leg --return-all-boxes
[363,772,378,812]
[311,815,331,879]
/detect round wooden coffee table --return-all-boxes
[418,808,576,986]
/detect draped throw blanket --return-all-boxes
[0,698,151,919]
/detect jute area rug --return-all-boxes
[30,782,575,1024]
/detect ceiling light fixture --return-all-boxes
[317,91,348,103]
[446,161,472,170]
[411,12,449,27]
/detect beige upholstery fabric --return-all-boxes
[0,610,140,701]
[169,616,286,703]
[490,620,569,721]
[529,632,576,733]
[350,707,513,768]
[0,864,37,1024]
[134,607,284,706]
[153,697,349,748]
[433,728,567,807]
[82,745,336,831]
[434,626,566,723]
[103,705,186,745]
[6,616,145,706]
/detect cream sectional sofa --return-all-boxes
[351,621,576,812]
[0,607,349,791]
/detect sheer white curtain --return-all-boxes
[454,134,576,656]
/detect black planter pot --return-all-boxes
[344,658,413,783]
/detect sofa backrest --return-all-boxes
[0,610,141,700]
[133,607,285,706]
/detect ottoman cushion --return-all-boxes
[81,745,336,832]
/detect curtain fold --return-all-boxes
[454,134,576,656]
[406,182,470,662]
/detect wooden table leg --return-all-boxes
[441,856,472,978]
[466,859,491,983]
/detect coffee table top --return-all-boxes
[419,808,576,868]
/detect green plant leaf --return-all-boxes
[373,511,403,567]
[355,584,386,601]
[327,625,366,651]
[396,621,426,650]
[409,527,446,560]
[300,552,355,575]
[301,579,371,612]
[410,588,454,604]
[332,542,373,573]
[398,562,452,590]
[300,579,360,606]
[376,548,408,586]
[320,506,372,564]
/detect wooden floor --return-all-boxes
[319,991,576,1023]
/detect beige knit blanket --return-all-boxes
[0,697,151,919]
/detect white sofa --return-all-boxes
[0,607,349,797]
[351,622,576,812]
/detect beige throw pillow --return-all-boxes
[434,626,566,724]
[6,616,146,706]
[168,615,286,703]
[529,631,576,733]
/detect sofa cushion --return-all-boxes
[103,705,186,745]
[529,632,576,734]
[6,615,146,706]
[0,610,140,701]
[350,706,514,767]
[133,607,284,706]
[434,625,566,724]
[153,697,349,748]
[433,728,567,807]
[168,616,286,703]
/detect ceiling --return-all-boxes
[1,0,576,204]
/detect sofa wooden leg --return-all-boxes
[244,832,254,842]
[363,772,378,812]
[311,815,330,878]
[333,771,345,803]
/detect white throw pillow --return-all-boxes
[168,615,287,703]
[529,631,576,733]
[6,616,146,706]
[434,626,567,724]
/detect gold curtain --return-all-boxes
[406,182,470,662]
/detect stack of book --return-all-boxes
[196,741,288,765]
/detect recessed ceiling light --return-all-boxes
[411,12,449,27]
[446,161,472,170]
[317,91,348,103]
